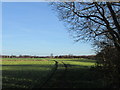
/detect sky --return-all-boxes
[2,2,95,56]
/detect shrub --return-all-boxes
[95,46,120,88]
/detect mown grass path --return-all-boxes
[39,60,58,88]
[42,59,105,88]
[42,60,69,88]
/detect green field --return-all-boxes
[2,58,105,88]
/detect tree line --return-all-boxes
[1,55,95,59]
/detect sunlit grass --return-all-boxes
[51,58,96,67]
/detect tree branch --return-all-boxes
[107,2,120,35]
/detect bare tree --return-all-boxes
[51,2,120,52]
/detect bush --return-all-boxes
[95,46,120,88]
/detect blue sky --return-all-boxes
[2,2,95,56]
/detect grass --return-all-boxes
[2,58,105,88]
[2,58,55,89]
[44,58,105,88]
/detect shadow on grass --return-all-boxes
[2,64,53,67]
[43,63,105,88]
[2,64,55,89]
[2,62,105,88]
[64,65,105,88]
